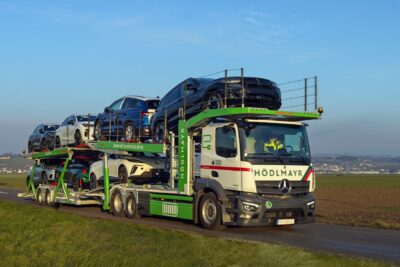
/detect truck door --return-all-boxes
[201,124,243,191]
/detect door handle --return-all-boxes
[211,171,219,178]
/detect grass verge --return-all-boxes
[0,174,26,190]
[0,201,389,267]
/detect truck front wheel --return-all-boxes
[199,192,223,230]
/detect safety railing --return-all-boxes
[279,76,318,112]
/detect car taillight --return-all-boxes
[141,112,150,125]
[79,179,83,187]
[82,168,87,175]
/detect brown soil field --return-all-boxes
[316,180,400,230]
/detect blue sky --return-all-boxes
[0,0,399,155]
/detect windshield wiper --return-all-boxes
[281,153,308,163]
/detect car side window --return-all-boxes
[110,98,124,111]
[122,98,139,109]
[160,93,171,109]
[170,85,182,101]
[216,126,237,158]
[61,118,69,126]
[33,126,40,134]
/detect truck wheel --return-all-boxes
[118,166,128,184]
[45,189,52,206]
[199,192,223,230]
[74,130,82,146]
[125,194,138,219]
[37,188,44,205]
[89,173,98,190]
[110,190,124,217]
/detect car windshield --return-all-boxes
[77,115,96,122]
[240,122,310,164]
[44,125,59,131]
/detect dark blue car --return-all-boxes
[93,96,159,142]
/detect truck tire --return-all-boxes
[110,190,124,217]
[45,189,52,206]
[37,188,44,205]
[199,192,223,230]
[125,193,138,219]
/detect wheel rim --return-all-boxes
[127,198,134,215]
[46,191,51,204]
[125,125,134,141]
[207,95,221,109]
[119,168,127,183]
[202,199,217,225]
[113,194,122,213]
[38,191,43,203]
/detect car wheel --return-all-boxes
[94,121,104,141]
[89,173,98,190]
[55,136,61,148]
[118,165,128,184]
[72,176,80,191]
[41,172,48,185]
[110,190,124,217]
[125,193,138,219]
[41,138,48,151]
[153,121,165,144]
[123,122,135,142]
[74,130,82,146]
[199,192,224,230]
[206,92,223,110]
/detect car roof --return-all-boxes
[123,95,160,101]
[41,123,59,126]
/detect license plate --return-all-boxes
[276,218,295,225]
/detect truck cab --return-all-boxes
[196,119,316,226]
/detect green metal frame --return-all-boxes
[149,193,193,220]
[31,147,70,159]
[96,141,165,153]
[186,107,321,129]
[102,154,110,210]
[27,162,38,198]
[52,156,72,203]
[177,120,189,193]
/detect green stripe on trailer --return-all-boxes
[150,193,193,202]
[177,120,189,193]
[31,147,70,159]
[96,141,165,153]
[187,107,321,129]
[150,200,193,220]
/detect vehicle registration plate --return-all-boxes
[276,218,295,225]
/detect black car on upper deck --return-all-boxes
[151,76,281,143]
[28,123,60,152]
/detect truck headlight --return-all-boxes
[242,202,259,212]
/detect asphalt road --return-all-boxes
[1,188,399,264]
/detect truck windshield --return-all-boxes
[240,122,311,165]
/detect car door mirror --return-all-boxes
[68,119,75,125]
[186,83,197,92]
[104,107,111,113]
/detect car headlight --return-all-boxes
[242,202,259,212]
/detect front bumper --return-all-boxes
[222,193,315,226]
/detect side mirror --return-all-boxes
[104,107,111,113]
[186,83,197,92]
[68,119,75,125]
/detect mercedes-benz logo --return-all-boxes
[278,179,291,194]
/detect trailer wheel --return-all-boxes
[125,194,138,219]
[110,190,124,217]
[199,192,223,230]
[37,188,44,205]
[45,189,52,206]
